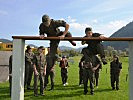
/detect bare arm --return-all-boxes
[59,23,69,38]
[99,35,107,39]
[63,24,69,36]
[92,64,100,72]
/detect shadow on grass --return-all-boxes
[95,88,112,93]
[55,84,82,90]
[25,90,83,100]
[24,84,84,100]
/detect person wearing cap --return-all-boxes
[81,27,107,65]
[110,55,122,90]
[39,14,76,72]
[32,46,46,96]
[44,47,58,90]
[59,56,69,86]
[24,45,34,90]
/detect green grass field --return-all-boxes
[0,56,129,100]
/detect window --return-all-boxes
[6,44,13,48]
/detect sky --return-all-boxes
[0,0,133,48]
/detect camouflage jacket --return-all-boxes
[39,19,66,36]
[25,51,34,63]
[33,53,46,70]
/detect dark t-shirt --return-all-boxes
[85,33,101,45]
[110,61,122,72]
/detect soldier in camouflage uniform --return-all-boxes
[81,49,101,95]
[44,47,58,90]
[81,27,107,65]
[39,14,76,71]
[33,46,46,96]
[24,45,34,90]
[110,55,122,90]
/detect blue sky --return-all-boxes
[0,0,133,48]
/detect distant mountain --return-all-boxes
[0,39,12,43]
[103,21,133,50]
[59,46,74,51]
[59,46,85,53]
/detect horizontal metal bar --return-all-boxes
[12,36,133,41]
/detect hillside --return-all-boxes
[0,39,12,43]
[103,21,133,50]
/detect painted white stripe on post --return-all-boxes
[12,39,25,100]
[129,41,133,100]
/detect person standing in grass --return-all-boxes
[81,51,101,95]
[24,45,34,90]
[33,46,46,96]
[78,56,84,86]
[110,55,122,90]
[59,56,69,86]
[94,55,102,88]
[44,47,58,91]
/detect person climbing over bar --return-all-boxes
[39,14,76,69]
[81,27,107,65]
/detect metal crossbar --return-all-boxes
[12,36,133,41]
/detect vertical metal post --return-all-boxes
[129,41,133,100]
[11,39,25,100]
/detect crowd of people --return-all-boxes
[8,14,122,96]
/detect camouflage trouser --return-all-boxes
[49,31,73,67]
[94,69,100,86]
[83,68,94,93]
[79,68,83,85]
[110,71,120,89]
[61,68,68,84]
[44,68,55,89]
[34,69,44,95]
[24,62,33,88]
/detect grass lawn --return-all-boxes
[0,56,129,100]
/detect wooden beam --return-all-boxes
[12,36,133,41]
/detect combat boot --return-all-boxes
[90,90,94,95]
[84,90,88,95]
